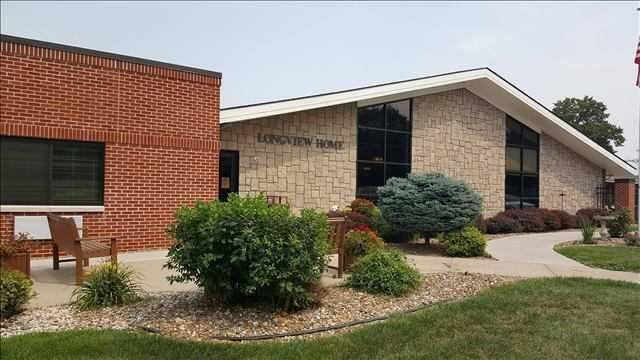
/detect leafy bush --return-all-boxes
[442,226,487,257]
[71,263,143,310]
[624,232,639,246]
[0,269,33,317]
[0,239,27,257]
[609,208,632,238]
[350,198,376,217]
[166,195,329,311]
[345,250,422,296]
[484,215,523,234]
[345,211,372,232]
[578,216,595,244]
[474,215,487,234]
[576,207,609,225]
[499,209,546,232]
[344,228,384,258]
[540,209,563,231]
[378,173,482,240]
[550,210,578,229]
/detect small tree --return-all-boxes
[377,173,482,244]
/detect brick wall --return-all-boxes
[412,89,506,216]
[220,104,357,211]
[0,37,220,256]
[539,134,601,213]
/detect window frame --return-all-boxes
[356,99,412,199]
[0,136,106,206]
[505,116,539,209]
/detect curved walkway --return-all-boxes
[407,231,639,284]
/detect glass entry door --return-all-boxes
[219,150,239,201]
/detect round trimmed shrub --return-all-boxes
[0,269,33,317]
[499,209,546,232]
[350,198,375,217]
[576,207,609,225]
[166,195,329,311]
[443,226,487,257]
[540,209,562,231]
[71,263,143,310]
[609,208,632,238]
[377,173,482,239]
[345,250,422,296]
[485,215,523,234]
[550,210,578,229]
[344,228,384,258]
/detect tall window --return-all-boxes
[505,116,539,209]
[0,136,105,205]
[356,99,412,199]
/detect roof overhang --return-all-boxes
[221,68,636,178]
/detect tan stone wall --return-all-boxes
[221,88,603,216]
[539,134,601,213]
[411,89,506,216]
[220,103,357,211]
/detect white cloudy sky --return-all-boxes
[2,1,638,161]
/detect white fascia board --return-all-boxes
[220,70,488,124]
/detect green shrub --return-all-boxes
[343,228,384,258]
[350,198,376,217]
[345,250,422,296]
[0,269,33,317]
[576,207,609,225]
[378,173,482,241]
[442,226,487,257]
[578,216,595,244]
[166,194,329,311]
[71,263,143,310]
[485,215,523,234]
[609,208,632,238]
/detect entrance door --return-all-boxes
[219,150,239,201]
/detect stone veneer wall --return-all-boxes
[411,89,506,216]
[220,103,357,211]
[539,134,601,213]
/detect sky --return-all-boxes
[1,1,639,162]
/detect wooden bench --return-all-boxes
[46,214,117,285]
[327,217,346,278]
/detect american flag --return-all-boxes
[636,36,640,86]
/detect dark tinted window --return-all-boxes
[1,137,104,205]
[357,163,384,198]
[386,100,411,131]
[357,128,385,161]
[356,100,412,198]
[504,116,539,209]
[357,105,384,128]
[386,132,411,164]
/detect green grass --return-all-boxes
[555,245,640,273]
[2,278,640,360]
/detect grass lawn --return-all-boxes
[2,278,639,360]
[555,245,640,273]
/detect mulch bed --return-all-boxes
[0,272,518,341]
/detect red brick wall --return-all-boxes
[0,38,220,257]
[614,179,636,222]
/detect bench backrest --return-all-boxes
[46,214,79,253]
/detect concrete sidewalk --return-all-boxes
[25,231,638,307]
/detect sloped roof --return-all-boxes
[221,68,636,178]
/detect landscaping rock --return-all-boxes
[0,272,517,340]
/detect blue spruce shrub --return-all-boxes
[377,173,482,239]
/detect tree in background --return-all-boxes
[552,96,625,153]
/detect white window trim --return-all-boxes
[0,205,105,213]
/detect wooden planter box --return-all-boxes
[0,252,31,277]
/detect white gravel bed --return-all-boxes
[1,272,517,341]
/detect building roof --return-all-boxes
[221,68,636,178]
[0,34,221,79]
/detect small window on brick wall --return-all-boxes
[0,136,105,205]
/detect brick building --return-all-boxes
[0,35,636,257]
[0,35,220,256]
